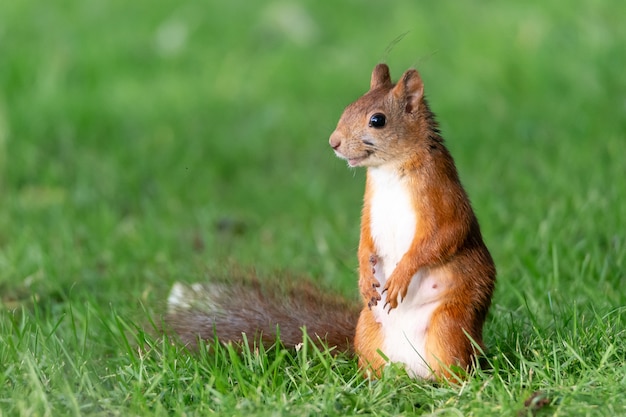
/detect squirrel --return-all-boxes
[166,64,496,380]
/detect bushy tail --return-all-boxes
[165,277,359,352]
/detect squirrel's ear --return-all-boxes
[392,69,424,114]
[370,63,392,90]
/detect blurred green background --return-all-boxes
[0,0,625,413]
[2,0,622,304]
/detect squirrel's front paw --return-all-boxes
[382,278,409,312]
[359,275,381,309]
[359,254,381,308]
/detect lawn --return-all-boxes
[1,0,625,415]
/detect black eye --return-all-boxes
[368,113,386,128]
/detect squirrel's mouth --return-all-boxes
[333,148,370,167]
[347,155,368,167]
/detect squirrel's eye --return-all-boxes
[368,113,386,128]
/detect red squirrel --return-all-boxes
[166,64,496,380]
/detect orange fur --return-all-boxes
[357,175,381,308]
[353,306,386,376]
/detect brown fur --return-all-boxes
[166,273,359,352]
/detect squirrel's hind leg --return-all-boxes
[424,303,485,380]
[354,307,386,377]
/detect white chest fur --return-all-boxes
[367,166,443,378]
[368,167,417,281]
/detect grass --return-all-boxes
[1,0,625,415]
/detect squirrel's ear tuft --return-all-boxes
[370,63,392,90]
[392,69,424,114]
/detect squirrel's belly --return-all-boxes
[372,269,443,378]
[368,160,440,377]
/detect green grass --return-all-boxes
[1,0,625,415]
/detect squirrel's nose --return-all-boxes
[329,132,341,150]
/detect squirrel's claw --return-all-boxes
[382,282,403,312]
[367,288,381,309]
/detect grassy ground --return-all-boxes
[1,0,625,415]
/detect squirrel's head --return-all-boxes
[329,63,433,168]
